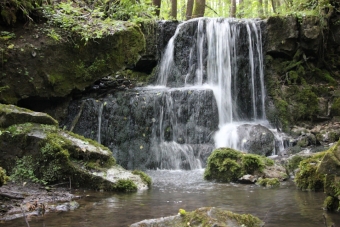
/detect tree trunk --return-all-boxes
[153,0,161,17]
[192,0,205,18]
[263,0,268,16]
[271,0,276,13]
[171,0,177,19]
[186,0,194,20]
[230,0,236,17]
[258,0,263,17]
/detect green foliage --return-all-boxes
[0,167,9,187]
[0,0,43,24]
[257,178,280,187]
[331,98,340,116]
[294,152,326,191]
[42,0,155,43]
[10,155,46,184]
[132,170,152,187]
[113,179,137,192]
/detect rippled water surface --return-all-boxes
[2,170,340,227]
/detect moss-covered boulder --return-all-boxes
[204,148,282,183]
[0,114,149,191]
[0,22,145,104]
[130,207,264,227]
[0,104,58,127]
[291,140,340,211]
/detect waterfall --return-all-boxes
[153,18,282,163]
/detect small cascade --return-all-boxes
[97,102,104,144]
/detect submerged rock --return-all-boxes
[130,207,264,227]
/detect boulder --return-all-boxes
[204,147,280,183]
[130,207,264,227]
[0,104,58,128]
[237,124,275,156]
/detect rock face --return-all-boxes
[62,88,218,170]
[0,22,145,104]
[265,14,340,134]
[0,104,149,191]
[130,207,264,227]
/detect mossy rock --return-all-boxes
[0,121,148,191]
[256,177,280,187]
[0,22,145,104]
[204,148,276,183]
[130,207,264,227]
[294,152,326,191]
[0,104,58,127]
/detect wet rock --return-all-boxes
[55,201,80,212]
[239,174,258,184]
[130,207,264,227]
[237,124,275,156]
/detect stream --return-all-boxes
[2,170,340,227]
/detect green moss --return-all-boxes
[295,152,326,191]
[331,98,340,116]
[323,196,338,211]
[204,148,242,182]
[183,207,263,227]
[179,209,186,216]
[0,167,9,187]
[242,154,265,174]
[132,170,152,187]
[113,179,137,192]
[257,178,280,187]
[204,148,274,183]
[285,155,307,173]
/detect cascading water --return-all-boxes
[154,18,283,159]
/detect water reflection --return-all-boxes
[1,170,339,227]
